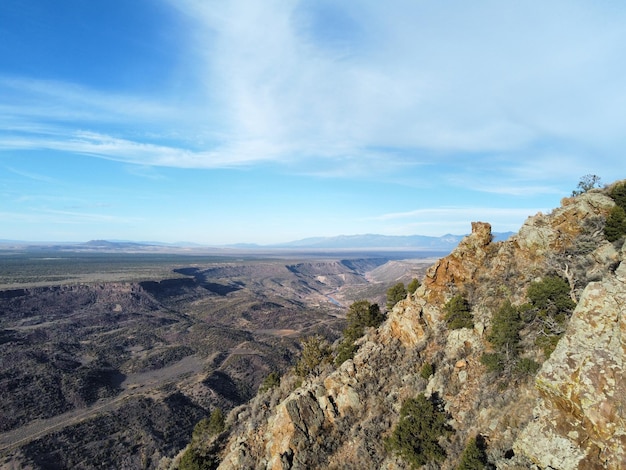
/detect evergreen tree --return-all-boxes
[444,294,474,329]
[295,335,332,377]
[335,300,384,366]
[386,282,407,310]
[407,278,421,294]
[258,371,281,393]
[207,408,225,436]
[386,393,453,468]
[609,181,626,209]
[456,435,488,470]
[487,300,522,355]
[604,205,626,242]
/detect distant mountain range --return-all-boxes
[0,232,515,253]
[230,232,515,251]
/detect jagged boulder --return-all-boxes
[422,221,493,304]
[515,242,626,469]
[517,191,614,256]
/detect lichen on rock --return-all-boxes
[516,246,626,469]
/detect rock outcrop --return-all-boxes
[188,184,626,470]
[515,243,626,469]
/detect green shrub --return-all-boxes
[295,335,332,377]
[387,282,407,310]
[207,408,225,436]
[604,205,626,242]
[190,410,224,444]
[420,362,434,380]
[444,295,474,329]
[334,339,359,366]
[535,334,561,358]
[178,448,217,470]
[335,300,385,366]
[456,435,488,470]
[487,300,522,355]
[515,358,541,376]
[258,371,281,393]
[386,393,453,468]
[526,276,575,357]
[609,181,626,209]
[407,278,421,294]
[345,300,385,337]
[480,353,504,373]
[527,276,575,317]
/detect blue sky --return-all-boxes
[1,0,626,245]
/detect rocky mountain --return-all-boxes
[175,182,625,469]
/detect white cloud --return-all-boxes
[0,209,141,225]
[369,206,547,237]
[373,206,543,222]
[162,0,626,174]
[5,166,57,184]
[2,0,626,182]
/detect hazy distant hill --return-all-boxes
[262,232,515,250]
[2,232,514,253]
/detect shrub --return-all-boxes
[207,408,225,435]
[527,276,575,318]
[334,339,359,366]
[515,358,541,376]
[420,362,434,380]
[444,295,474,329]
[386,393,453,468]
[480,353,504,373]
[456,435,488,470]
[609,181,626,209]
[258,371,281,393]
[387,282,407,310]
[407,278,421,294]
[295,335,332,377]
[178,448,217,470]
[335,300,385,366]
[346,300,385,336]
[192,408,225,440]
[535,334,561,358]
[526,276,575,357]
[604,182,626,241]
[571,174,602,196]
[487,300,521,355]
[604,205,626,242]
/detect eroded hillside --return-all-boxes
[185,184,625,469]
[0,254,433,469]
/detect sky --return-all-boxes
[1,0,626,245]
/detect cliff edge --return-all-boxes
[177,184,625,470]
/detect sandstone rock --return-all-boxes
[422,222,493,304]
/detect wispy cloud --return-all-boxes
[0,76,179,125]
[1,0,625,184]
[372,206,545,222]
[168,0,626,163]
[4,166,57,184]
[0,208,143,225]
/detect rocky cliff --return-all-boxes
[178,185,625,469]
